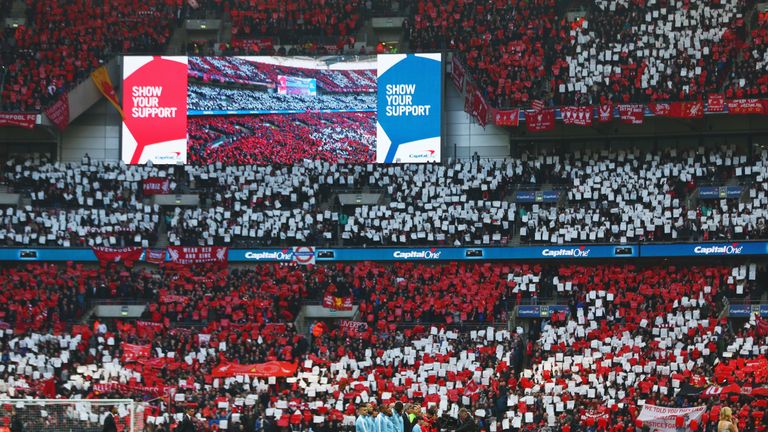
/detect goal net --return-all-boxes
[0,399,145,432]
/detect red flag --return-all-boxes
[472,90,489,127]
[121,343,151,362]
[91,247,143,267]
[167,246,228,264]
[531,99,545,111]
[494,109,520,127]
[451,55,465,92]
[211,361,298,378]
[339,320,369,338]
[727,99,765,114]
[323,295,353,310]
[526,109,555,132]
[142,177,171,195]
[136,321,164,338]
[560,106,593,126]
[44,94,69,130]
[464,82,475,115]
[673,101,704,118]
[650,103,671,116]
[145,248,166,265]
[707,94,725,112]
[618,104,645,124]
[598,104,613,122]
[651,102,704,118]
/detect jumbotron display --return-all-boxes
[121,54,443,165]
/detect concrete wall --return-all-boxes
[444,81,510,159]
[59,99,121,162]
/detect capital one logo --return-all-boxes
[244,250,293,260]
[542,245,591,258]
[408,149,436,159]
[393,248,442,259]
[693,243,743,255]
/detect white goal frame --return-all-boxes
[0,398,141,432]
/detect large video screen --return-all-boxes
[121,55,442,165]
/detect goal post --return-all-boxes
[0,398,145,432]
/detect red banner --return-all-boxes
[145,248,166,265]
[472,90,489,127]
[136,321,164,338]
[698,385,768,398]
[451,55,465,92]
[0,113,36,129]
[339,320,369,338]
[561,106,593,126]
[159,294,188,303]
[167,246,228,264]
[598,104,613,122]
[526,109,555,132]
[93,383,171,397]
[464,82,475,115]
[44,94,69,130]
[263,323,287,337]
[143,177,171,195]
[618,104,645,124]
[651,102,704,118]
[494,109,520,127]
[323,295,353,311]
[121,343,151,362]
[728,98,765,114]
[211,361,298,378]
[91,247,143,267]
[708,94,725,112]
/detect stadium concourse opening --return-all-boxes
[2,0,768,431]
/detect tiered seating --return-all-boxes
[409,0,561,108]
[341,160,522,246]
[525,264,766,430]
[555,0,745,105]
[0,158,169,247]
[0,262,765,431]
[229,0,364,42]
[521,146,768,244]
[725,12,768,99]
[2,0,174,112]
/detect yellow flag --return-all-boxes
[91,66,124,117]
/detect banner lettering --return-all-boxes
[167,246,228,264]
[0,113,36,129]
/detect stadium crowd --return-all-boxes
[0,260,765,431]
[2,0,768,113]
[188,57,376,93]
[187,85,376,112]
[186,112,376,166]
[0,146,767,247]
[0,0,175,112]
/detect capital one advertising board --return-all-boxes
[121,56,188,164]
[121,55,442,165]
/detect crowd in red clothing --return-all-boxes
[187,112,376,165]
[0,260,766,431]
[3,0,768,113]
[409,0,561,109]
[724,10,768,99]
[0,0,175,112]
